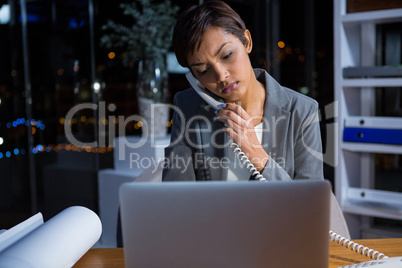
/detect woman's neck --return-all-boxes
[237,77,266,126]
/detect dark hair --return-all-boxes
[172,0,247,68]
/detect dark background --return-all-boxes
[0,0,341,228]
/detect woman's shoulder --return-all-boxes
[172,88,206,116]
[280,87,319,122]
[281,86,318,110]
[174,88,204,106]
[175,87,199,99]
[258,68,318,114]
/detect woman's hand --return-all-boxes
[215,103,269,172]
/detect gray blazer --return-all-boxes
[162,69,324,182]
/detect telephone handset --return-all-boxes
[186,72,223,110]
[186,72,266,181]
[186,72,399,266]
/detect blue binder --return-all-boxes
[343,127,402,145]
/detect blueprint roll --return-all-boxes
[0,206,102,268]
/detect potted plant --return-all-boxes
[100,0,179,137]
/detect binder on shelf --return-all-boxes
[343,65,402,78]
[343,117,402,145]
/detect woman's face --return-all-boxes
[187,27,254,103]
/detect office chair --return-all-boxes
[330,192,351,239]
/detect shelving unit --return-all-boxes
[334,1,402,238]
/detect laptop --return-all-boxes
[119,180,331,268]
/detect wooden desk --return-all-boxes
[74,238,402,267]
[329,238,402,267]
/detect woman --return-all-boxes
[162,0,324,182]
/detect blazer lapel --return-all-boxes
[258,70,291,160]
[197,104,226,180]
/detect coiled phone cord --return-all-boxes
[230,143,267,182]
[231,140,388,260]
[329,230,388,260]
[231,140,389,260]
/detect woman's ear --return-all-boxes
[244,29,253,53]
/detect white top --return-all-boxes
[226,122,263,181]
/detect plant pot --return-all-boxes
[137,97,169,138]
[136,57,170,137]
[136,57,168,102]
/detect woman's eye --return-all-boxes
[222,51,233,60]
[197,68,208,76]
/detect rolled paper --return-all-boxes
[0,213,43,253]
[0,206,102,268]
